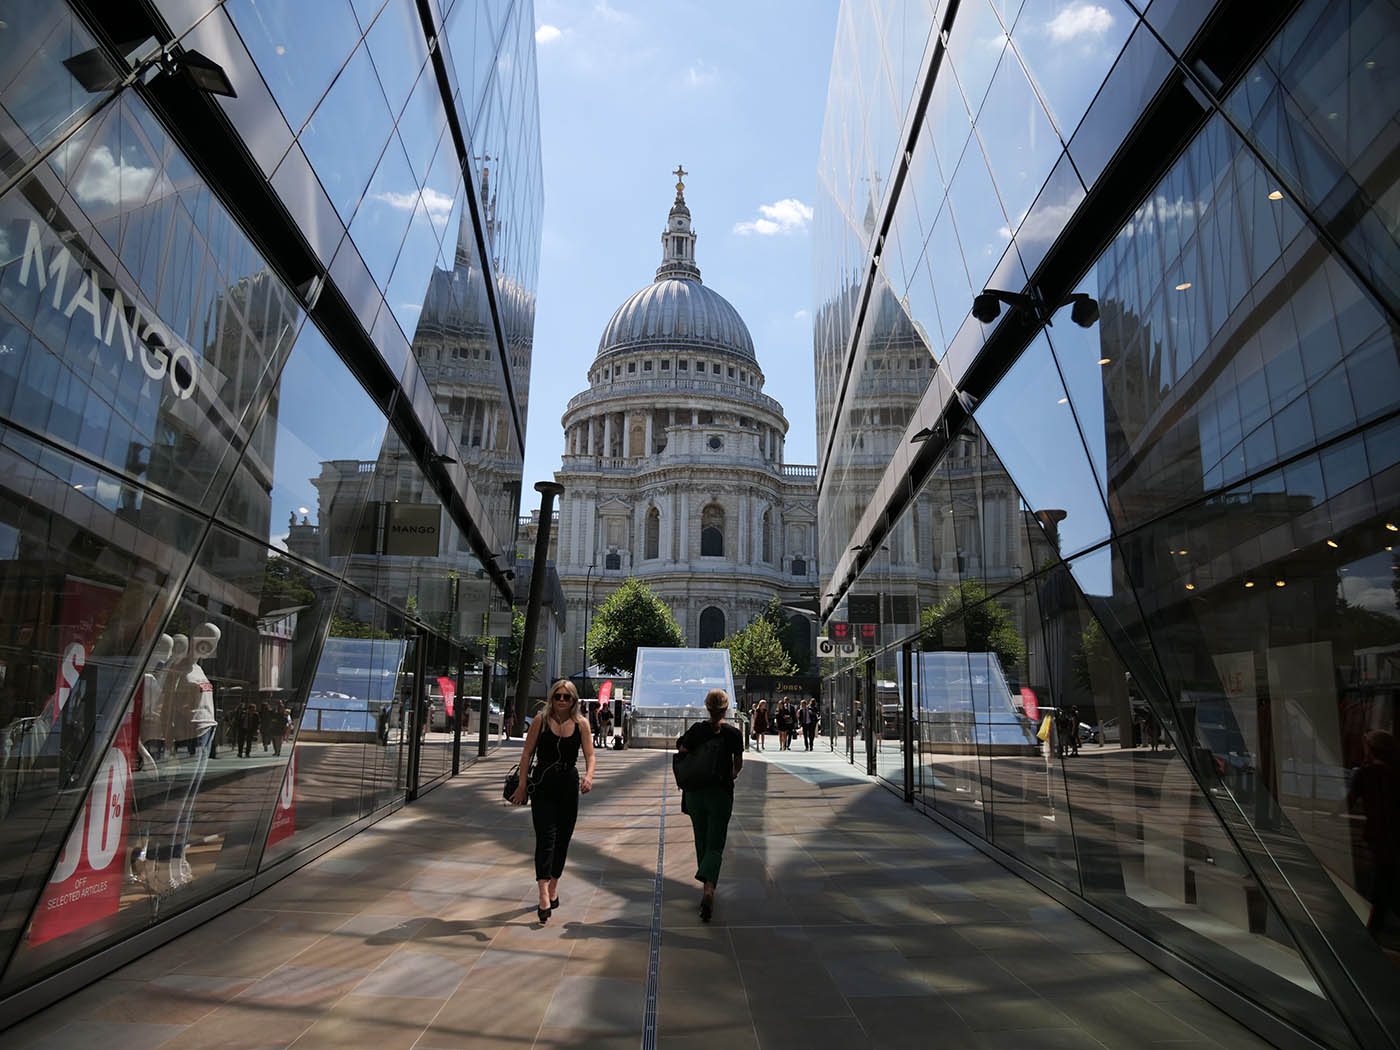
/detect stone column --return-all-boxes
[644,413,653,455]
[677,489,689,563]
[587,416,596,456]
[622,410,631,457]
[737,493,747,564]
[691,408,698,425]
[603,413,613,458]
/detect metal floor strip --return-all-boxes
[641,765,666,1050]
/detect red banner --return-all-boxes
[30,578,129,946]
[437,676,456,719]
[30,705,136,945]
[597,680,613,709]
[268,750,297,847]
[1020,687,1040,722]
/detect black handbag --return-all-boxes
[503,762,535,803]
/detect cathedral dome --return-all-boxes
[594,167,755,362]
[596,278,755,360]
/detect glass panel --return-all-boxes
[220,322,388,576]
[3,524,338,989]
[349,132,415,291]
[225,0,362,134]
[298,42,394,222]
[947,0,1009,119]
[364,0,428,121]
[0,98,303,513]
[974,48,1063,230]
[0,2,112,184]
[975,333,1111,559]
[1008,0,1136,140]
[0,429,201,980]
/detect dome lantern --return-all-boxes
[655,164,700,283]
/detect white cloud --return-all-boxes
[732,198,814,236]
[1047,3,1114,41]
[794,309,810,322]
[535,24,562,44]
[420,186,455,220]
[686,59,718,88]
[73,145,156,209]
[593,0,631,23]
[371,189,420,212]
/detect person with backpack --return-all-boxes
[751,699,769,751]
[674,688,743,921]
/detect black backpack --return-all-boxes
[672,728,730,791]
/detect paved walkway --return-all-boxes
[6,743,1277,1050]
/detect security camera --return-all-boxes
[971,291,1002,324]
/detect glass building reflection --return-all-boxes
[814,1,1400,1047]
[0,0,540,1024]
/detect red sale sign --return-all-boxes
[268,750,297,847]
[30,577,129,946]
[30,708,136,945]
[437,676,456,719]
[597,680,613,709]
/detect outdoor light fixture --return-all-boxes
[1387,523,1398,532]
[972,288,1100,328]
[910,426,934,443]
[1244,578,1255,588]
[1275,578,1287,588]
[1185,582,1196,591]
[1268,190,1284,200]
[955,389,979,414]
[1175,282,1193,291]
[63,44,237,98]
[1326,539,1339,548]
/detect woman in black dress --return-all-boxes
[676,689,743,921]
[512,680,596,923]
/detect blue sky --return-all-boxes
[521,0,842,489]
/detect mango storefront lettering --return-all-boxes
[13,218,199,400]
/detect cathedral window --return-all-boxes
[645,508,660,560]
[628,362,636,373]
[791,556,807,576]
[643,360,653,371]
[604,553,621,570]
[661,360,670,370]
[761,511,772,563]
[698,607,726,648]
[678,360,687,371]
[701,504,724,557]
[712,363,720,375]
[728,366,735,378]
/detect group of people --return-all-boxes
[229,698,291,758]
[509,680,742,924]
[750,697,819,751]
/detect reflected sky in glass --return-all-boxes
[226,0,361,133]
[349,132,415,290]
[976,332,1111,558]
[1009,0,1135,140]
[299,43,393,221]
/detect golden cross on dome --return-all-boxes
[673,164,687,196]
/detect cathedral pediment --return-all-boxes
[596,497,631,515]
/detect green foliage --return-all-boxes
[329,615,394,640]
[1072,617,1115,693]
[918,581,1025,673]
[717,616,797,676]
[504,607,542,682]
[260,556,319,615]
[757,595,809,672]
[587,576,683,674]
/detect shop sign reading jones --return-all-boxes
[12,217,199,400]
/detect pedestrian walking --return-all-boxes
[752,699,769,751]
[800,698,818,750]
[675,688,742,922]
[777,699,795,750]
[511,679,596,923]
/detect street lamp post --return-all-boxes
[582,561,597,676]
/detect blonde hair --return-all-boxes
[546,679,580,724]
[704,688,729,723]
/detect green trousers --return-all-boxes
[685,784,733,885]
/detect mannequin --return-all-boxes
[152,623,220,895]
[127,634,174,884]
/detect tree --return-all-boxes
[757,595,809,672]
[503,608,543,684]
[717,616,797,676]
[918,580,1025,673]
[260,555,320,615]
[586,576,683,675]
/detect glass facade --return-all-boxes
[815,1,1400,1047]
[0,0,540,1022]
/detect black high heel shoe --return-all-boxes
[699,896,713,922]
[537,906,551,923]
[549,896,560,911]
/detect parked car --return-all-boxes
[1079,718,1120,745]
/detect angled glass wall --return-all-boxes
[0,0,540,1022]
[815,0,1400,1046]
